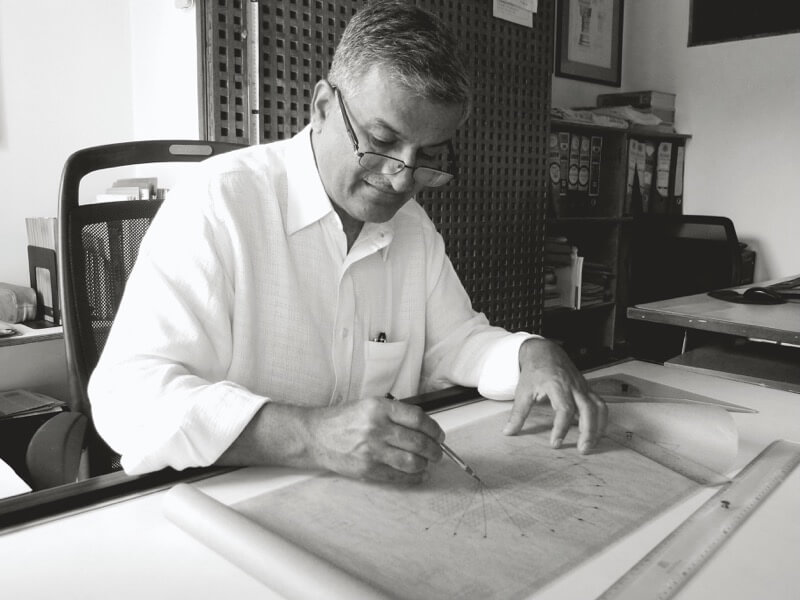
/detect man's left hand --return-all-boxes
[502,337,607,454]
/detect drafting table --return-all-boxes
[627,277,800,393]
[626,278,800,345]
[1,360,799,600]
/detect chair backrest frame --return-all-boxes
[628,214,743,306]
[58,141,244,472]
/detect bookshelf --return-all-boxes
[543,119,692,368]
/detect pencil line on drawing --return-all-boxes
[484,485,528,537]
[480,484,487,538]
[450,482,483,536]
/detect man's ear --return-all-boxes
[310,80,334,134]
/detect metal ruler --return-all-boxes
[598,439,800,600]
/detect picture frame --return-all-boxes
[555,0,624,87]
[688,0,800,47]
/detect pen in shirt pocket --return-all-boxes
[371,331,387,343]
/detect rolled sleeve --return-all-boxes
[115,382,269,474]
[477,332,540,400]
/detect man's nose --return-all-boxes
[389,148,420,192]
[388,165,418,193]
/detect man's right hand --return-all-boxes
[218,396,445,485]
[307,396,445,484]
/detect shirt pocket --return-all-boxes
[362,339,408,398]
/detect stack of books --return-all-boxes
[0,389,65,421]
[580,261,614,307]
[544,267,560,309]
[544,236,582,310]
[95,177,163,203]
[596,90,677,130]
[544,236,575,267]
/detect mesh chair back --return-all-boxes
[630,215,743,305]
[58,141,244,473]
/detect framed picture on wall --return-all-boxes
[689,0,800,46]
[555,0,624,87]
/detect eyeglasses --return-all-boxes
[332,85,456,188]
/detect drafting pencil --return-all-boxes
[439,441,484,485]
[384,392,484,484]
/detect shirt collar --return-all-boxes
[358,222,395,263]
[285,125,334,235]
[284,125,397,260]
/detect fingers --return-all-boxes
[504,384,607,454]
[385,423,443,462]
[549,396,574,449]
[551,388,607,454]
[367,462,429,485]
[326,397,443,484]
[384,401,443,468]
[596,391,609,438]
[574,394,595,454]
[387,399,444,444]
[515,337,608,454]
[502,392,539,436]
[354,431,437,484]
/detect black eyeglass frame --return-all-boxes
[331,85,458,188]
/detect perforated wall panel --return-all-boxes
[255,1,359,140]
[202,0,251,142]
[418,0,552,333]
[204,0,552,333]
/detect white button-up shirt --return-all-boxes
[89,127,535,474]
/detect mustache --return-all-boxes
[362,175,406,197]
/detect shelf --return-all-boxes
[545,117,692,368]
[550,119,628,135]
[548,217,632,225]
[552,118,692,140]
[628,126,692,141]
[544,301,615,316]
[0,323,63,348]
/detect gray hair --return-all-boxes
[328,0,473,120]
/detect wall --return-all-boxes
[0,0,198,396]
[0,1,131,285]
[3,2,797,290]
[553,0,800,281]
[129,0,199,141]
[0,0,198,286]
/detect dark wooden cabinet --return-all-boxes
[543,119,691,367]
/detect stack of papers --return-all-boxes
[0,389,65,420]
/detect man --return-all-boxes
[89,0,606,484]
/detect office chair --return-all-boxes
[629,214,742,305]
[56,140,245,476]
[627,214,743,362]
[25,411,88,490]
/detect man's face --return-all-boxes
[311,66,464,224]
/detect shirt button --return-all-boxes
[335,394,343,404]
[342,328,349,338]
